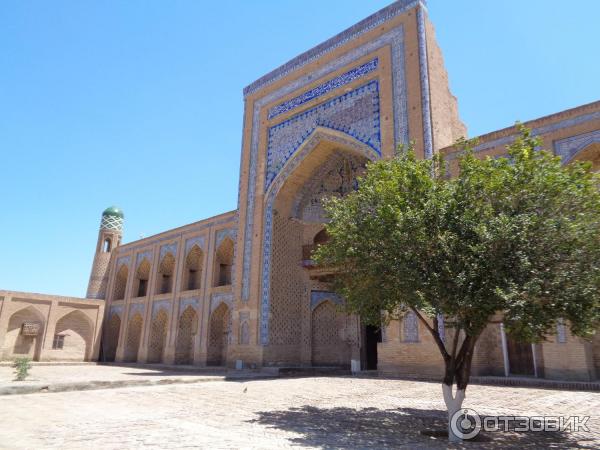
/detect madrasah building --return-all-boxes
[1,0,599,381]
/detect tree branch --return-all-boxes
[410,307,450,362]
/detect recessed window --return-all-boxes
[137,279,148,297]
[103,238,112,253]
[52,334,65,350]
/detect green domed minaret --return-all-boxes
[87,206,125,299]
[100,206,125,231]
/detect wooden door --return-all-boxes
[507,337,534,376]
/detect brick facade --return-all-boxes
[1,1,599,381]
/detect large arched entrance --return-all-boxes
[207,303,231,366]
[261,129,378,366]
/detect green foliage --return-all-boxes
[13,357,32,381]
[314,126,600,351]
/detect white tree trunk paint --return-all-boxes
[442,384,466,443]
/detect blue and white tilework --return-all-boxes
[211,292,234,314]
[437,313,445,343]
[109,305,123,318]
[556,318,567,344]
[268,59,378,120]
[216,228,237,248]
[116,256,130,269]
[240,23,409,304]
[152,300,171,319]
[159,243,177,261]
[310,290,344,310]
[445,110,600,160]
[180,297,200,316]
[244,1,420,96]
[265,80,381,190]
[129,302,145,318]
[136,251,153,269]
[185,236,206,255]
[403,311,419,343]
[417,6,433,159]
[553,129,600,164]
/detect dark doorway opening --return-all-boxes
[364,325,381,370]
[507,337,535,376]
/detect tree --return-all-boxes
[313,127,600,442]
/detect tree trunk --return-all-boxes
[441,335,476,442]
[442,383,466,443]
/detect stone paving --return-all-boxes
[0,364,235,386]
[0,376,598,449]
[0,364,272,395]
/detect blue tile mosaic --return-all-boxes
[268,59,378,120]
[159,242,177,261]
[265,80,381,191]
[553,129,600,164]
[310,290,344,310]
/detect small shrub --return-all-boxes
[13,357,32,381]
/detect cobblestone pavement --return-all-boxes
[0,377,598,449]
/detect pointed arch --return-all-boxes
[134,259,151,298]
[103,313,121,362]
[311,300,350,367]
[4,306,45,361]
[175,306,198,365]
[148,309,168,363]
[156,252,176,295]
[213,237,234,287]
[54,310,94,361]
[207,303,231,366]
[571,142,600,172]
[124,313,143,362]
[183,245,203,291]
[113,264,129,300]
[261,127,379,346]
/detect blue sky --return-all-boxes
[1,0,598,297]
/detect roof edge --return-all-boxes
[243,0,424,97]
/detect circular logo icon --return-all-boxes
[450,408,481,440]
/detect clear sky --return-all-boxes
[1,1,598,297]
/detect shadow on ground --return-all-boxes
[249,405,595,449]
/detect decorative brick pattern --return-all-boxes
[124,313,143,362]
[207,303,231,366]
[147,310,168,363]
[311,300,352,366]
[175,306,197,365]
